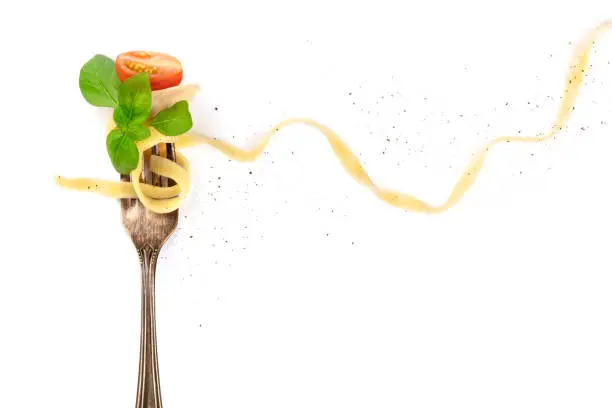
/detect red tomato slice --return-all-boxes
[116,51,183,91]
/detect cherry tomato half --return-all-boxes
[116,51,183,91]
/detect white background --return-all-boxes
[2,0,612,407]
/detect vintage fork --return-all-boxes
[120,143,178,408]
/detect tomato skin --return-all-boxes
[116,51,183,91]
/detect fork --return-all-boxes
[121,143,179,408]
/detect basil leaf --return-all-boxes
[106,128,139,174]
[114,73,152,126]
[79,55,121,107]
[124,124,150,141]
[150,101,193,136]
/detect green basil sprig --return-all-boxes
[79,54,193,174]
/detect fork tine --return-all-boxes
[166,143,176,161]
[143,149,153,185]
[120,174,135,208]
[166,143,176,187]
[151,145,161,187]
[160,144,168,188]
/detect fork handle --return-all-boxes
[136,245,163,408]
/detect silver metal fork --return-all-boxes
[120,143,179,408]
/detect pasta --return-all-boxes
[56,20,611,214]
